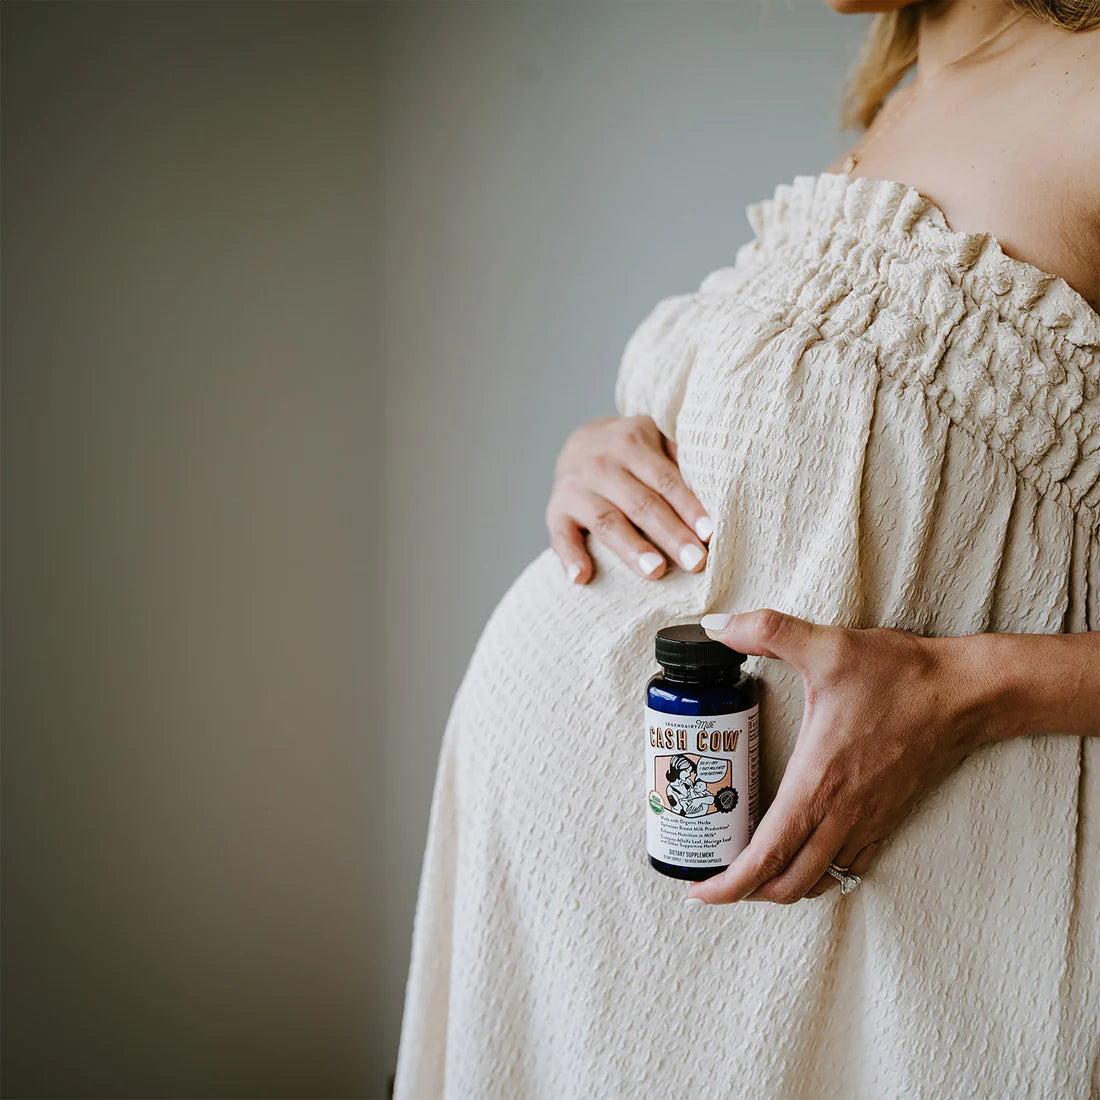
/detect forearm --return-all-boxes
[933,630,1100,744]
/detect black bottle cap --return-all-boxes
[655,623,746,674]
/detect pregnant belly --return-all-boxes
[446,544,739,841]
[445,537,812,858]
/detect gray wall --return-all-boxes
[2,2,863,1097]
[2,4,384,1098]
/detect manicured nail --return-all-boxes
[680,544,705,571]
[700,612,733,632]
[695,515,713,542]
[566,562,582,584]
[638,552,664,576]
[684,896,708,909]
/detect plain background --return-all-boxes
[1,2,864,1097]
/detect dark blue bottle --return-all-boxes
[645,624,759,881]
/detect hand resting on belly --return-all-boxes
[546,413,713,584]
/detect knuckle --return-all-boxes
[591,508,620,536]
[750,607,787,646]
[617,415,652,448]
[590,453,617,478]
[653,468,681,497]
[631,490,661,519]
[756,849,790,881]
[615,420,640,445]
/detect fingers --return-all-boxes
[547,416,715,583]
[547,515,592,585]
[555,488,670,580]
[686,768,819,905]
[700,607,840,674]
[741,816,851,904]
[804,840,881,899]
[593,465,708,573]
[704,829,882,905]
[627,444,713,545]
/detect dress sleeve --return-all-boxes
[613,290,701,442]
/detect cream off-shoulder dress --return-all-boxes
[393,172,1100,1100]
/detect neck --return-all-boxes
[915,0,1033,81]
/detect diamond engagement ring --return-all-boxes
[826,862,862,894]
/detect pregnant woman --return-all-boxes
[395,1,1100,1096]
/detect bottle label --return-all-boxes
[645,704,759,870]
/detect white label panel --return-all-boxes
[645,704,758,869]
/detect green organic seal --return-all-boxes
[648,791,664,814]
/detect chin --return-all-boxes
[824,0,922,11]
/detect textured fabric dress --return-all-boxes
[393,172,1100,1099]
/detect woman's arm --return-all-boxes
[682,609,1100,907]
[945,629,1100,743]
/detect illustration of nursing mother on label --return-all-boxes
[658,752,739,817]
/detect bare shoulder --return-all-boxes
[1063,29,1100,312]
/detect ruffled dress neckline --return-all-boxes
[744,171,1100,350]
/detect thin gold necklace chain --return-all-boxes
[842,10,1027,175]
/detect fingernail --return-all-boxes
[684,896,708,909]
[638,552,663,576]
[679,544,705,571]
[700,612,733,632]
[566,562,582,584]
[695,515,713,542]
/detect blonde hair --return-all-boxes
[841,0,1100,130]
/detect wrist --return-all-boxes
[940,632,1032,746]
[928,630,1100,745]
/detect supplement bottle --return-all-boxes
[645,623,759,881]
